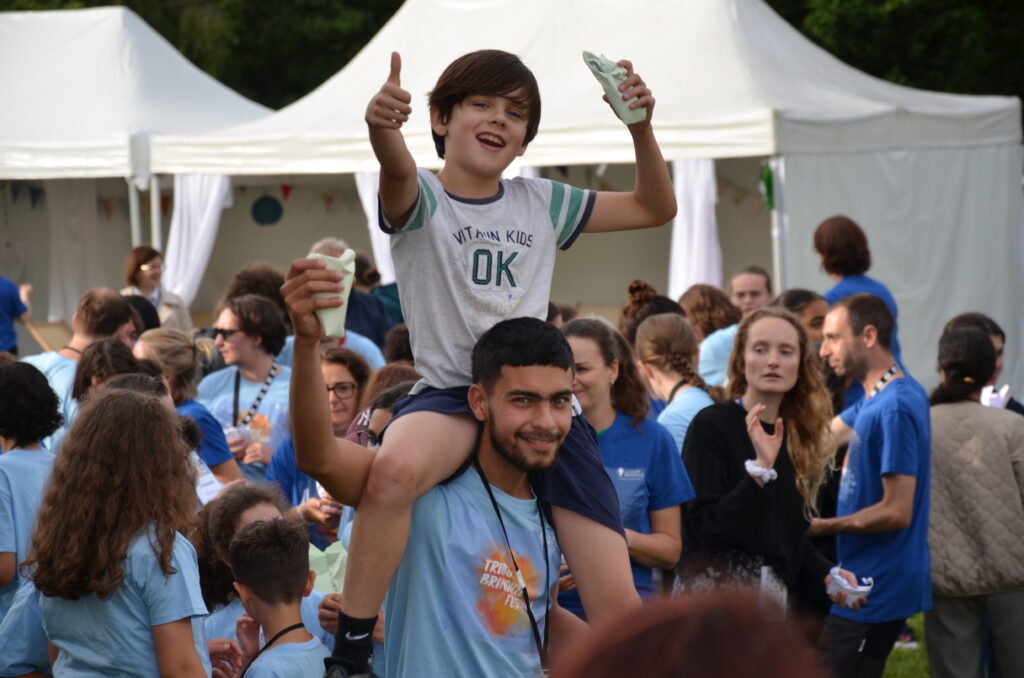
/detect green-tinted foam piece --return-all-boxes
[582,51,647,125]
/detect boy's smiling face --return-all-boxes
[431,90,530,186]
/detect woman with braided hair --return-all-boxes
[635,313,718,452]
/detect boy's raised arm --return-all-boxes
[585,59,677,234]
[366,51,420,226]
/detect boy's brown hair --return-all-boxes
[229,518,310,605]
[428,50,541,159]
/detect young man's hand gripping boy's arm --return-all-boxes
[584,60,677,234]
[366,51,420,227]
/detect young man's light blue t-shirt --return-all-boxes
[835,376,931,623]
[203,592,334,650]
[0,447,54,617]
[39,528,210,677]
[244,636,330,677]
[560,412,693,615]
[276,332,385,371]
[198,364,292,482]
[0,581,50,676]
[698,324,739,387]
[383,466,561,677]
[20,351,77,449]
[657,387,715,452]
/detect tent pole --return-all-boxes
[149,175,162,250]
[768,155,787,292]
[127,178,142,245]
[770,206,783,293]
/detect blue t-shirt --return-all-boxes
[560,412,693,615]
[245,636,330,678]
[698,324,739,386]
[657,387,715,452]
[203,592,334,650]
[276,331,385,371]
[198,364,292,482]
[0,581,49,675]
[384,466,561,678]
[0,447,54,617]
[0,276,27,352]
[177,398,234,469]
[266,437,336,550]
[39,528,210,677]
[834,377,931,623]
[21,351,77,449]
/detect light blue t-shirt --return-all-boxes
[244,636,330,678]
[39,528,210,677]
[835,376,931,623]
[0,581,50,676]
[276,332,385,371]
[0,446,54,617]
[21,351,77,449]
[384,466,561,678]
[560,412,693,615]
[198,364,292,482]
[657,387,715,452]
[203,592,334,650]
[698,324,739,386]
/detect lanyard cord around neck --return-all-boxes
[868,364,899,398]
[667,379,689,403]
[241,621,306,676]
[233,362,279,427]
[473,459,550,670]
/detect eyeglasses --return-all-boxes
[212,327,243,341]
[356,428,380,447]
[326,381,357,400]
[139,261,163,272]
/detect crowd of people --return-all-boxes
[0,47,1022,678]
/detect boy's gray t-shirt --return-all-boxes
[381,169,596,389]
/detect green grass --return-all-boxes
[883,614,930,678]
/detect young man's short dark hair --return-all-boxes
[0,362,62,447]
[836,293,894,350]
[76,288,136,338]
[222,263,291,330]
[428,49,541,159]
[222,294,288,357]
[813,215,872,277]
[471,317,573,390]
[943,312,1005,342]
[229,518,309,605]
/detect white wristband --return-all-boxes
[745,459,778,483]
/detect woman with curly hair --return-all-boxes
[24,387,209,676]
[678,284,742,387]
[559,319,694,615]
[678,307,859,612]
[0,362,62,618]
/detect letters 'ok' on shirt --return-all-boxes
[381,169,596,390]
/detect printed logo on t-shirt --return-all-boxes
[475,547,542,638]
[615,468,645,482]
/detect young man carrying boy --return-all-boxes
[230,518,330,677]
[283,49,675,675]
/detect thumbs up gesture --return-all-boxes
[366,51,412,129]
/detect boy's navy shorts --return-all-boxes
[388,385,624,537]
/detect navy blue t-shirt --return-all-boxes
[0,277,27,352]
[176,399,233,469]
[835,377,931,622]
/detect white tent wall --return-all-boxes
[783,145,1024,392]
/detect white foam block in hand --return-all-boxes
[582,51,647,125]
[827,565,873,606]
[981,384,1010,408]
[308,250,355,338]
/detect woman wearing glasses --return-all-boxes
[121,246,192,334]
[267,347,371,548]
[198,294,291,482]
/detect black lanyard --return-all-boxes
[868,364,899,398]
[233,362,279,427]
[242,621,305,676]
[667,378,688,402]
[473,460,551,670]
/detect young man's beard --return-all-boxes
[489,426,561,474]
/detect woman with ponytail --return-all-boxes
[678,307,859,613]
[925,327,1024,678]
[559,319,694,616]
[135,328,244,485]
[635,313,718,451]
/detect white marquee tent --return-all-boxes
[151,0,1023,388]
[0,6,269,321]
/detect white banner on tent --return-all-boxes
[163,174,232,307]
[668,158,720,300]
